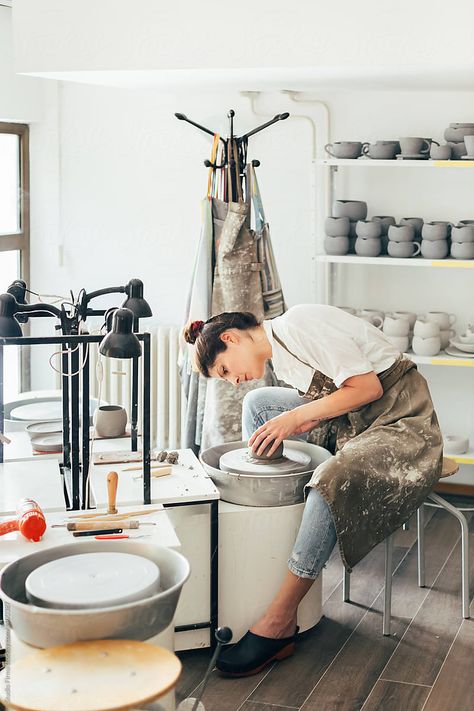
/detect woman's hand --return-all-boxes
[248,411,321,457]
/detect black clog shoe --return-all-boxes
[216,626,299,677]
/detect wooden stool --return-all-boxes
[0,639,181,711]
[342,457,469,636]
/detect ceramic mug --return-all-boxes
[421,221,451,241]
[388,224,415,242]
[93,405,127,438]
[399,217,424,236]
[451,241,474,259]
[430,143,452,160]
[388,311,417,329]
[333,200,368,221]
[355,220,382,239]
[372,216,396,234]
[414,319,440,338]
[452,225,474,243]
[399,137,431,155]
[421,239,449,259]
[449,142,467,159]
[325,216,350,237]
[424,311,456,329]
[325,142,363,159]
[355,237,382,257]
[324,235,350,256]
[387,240,421,258]
[362,142,398,160]
[412,335,441,357]
[383,315,410,337]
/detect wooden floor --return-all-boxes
[176,502,474,711]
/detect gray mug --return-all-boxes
[451,241,474,259]
[324,236,350,256]
[362,142,398,160]
[355,220,382,239]
[388,240,421,258]
[399,137,431,155]
[452,225,474,243]
[325,216,350,237]
[421,221,450,241]
[388,224,415,242]
[421,239,449,259]
[325,142,363,159]
[355,237,382,257]
[430,143,452,160]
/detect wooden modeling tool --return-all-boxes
[107,471,118,514]
[67,507,164,520]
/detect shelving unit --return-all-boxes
[317,156,474,493]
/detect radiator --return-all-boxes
[57,327,185,450]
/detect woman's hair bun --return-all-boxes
[183,319,205,345]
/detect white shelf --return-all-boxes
[317,254,474,269]
[316,158,474,168]
[404,350,474,368]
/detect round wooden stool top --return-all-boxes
[0,639,181,711]
[440,456,459,479]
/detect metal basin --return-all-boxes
[0,542,190,649]
[200,440,332,507]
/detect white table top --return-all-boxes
[0,459,65,516]
[0,505,180,568]
[91,448,220,507]
[2,430,140,462]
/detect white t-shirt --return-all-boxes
[262,304,399,393]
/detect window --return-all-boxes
[0,122,30,400]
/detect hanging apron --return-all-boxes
[271,327,444,572]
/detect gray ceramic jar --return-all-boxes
[333,200,368,221]
[324,236,350,256]
[421,222,450,241]
[325,216,350,237]
[355,220,382,239]
[451,241,474,259]
[387,241,421,258]
[421,239,449,259]
[355,237,382,257]
[388,224,415,242]
[451,225,474,243]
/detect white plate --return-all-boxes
[30,433,63,453]
[449,340,474,353]
[25,420,62,437]
[25,552,160,609]
[461,155,474,160]
[10,401,64,422]
[444,345,474,358]
[219,446,312,476]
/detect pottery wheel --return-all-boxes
[219,446,312,476]
[25,552,160,610]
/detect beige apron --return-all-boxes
[271,328,443,571]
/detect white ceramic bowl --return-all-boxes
[449,339,474,353]
[384,335,409,352]
[458,332,474,344]
[443,435,469,455]
[412,335,441,356]
[413,320,440,338]
[383,316,410,337]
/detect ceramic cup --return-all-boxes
[355,220,382,239]
[384,335,409,352]
[383,315,410,337]
[424,311,456,329]
[452,225,474,243]
[412,335,441,357]
[399,137,431,155]
[324,235,350,256]
[333,200,368,221]
[325,216,350,237]
[421,239,449,259]
[449,142,467,159]
[372,216,396,234]
[440,329,456,349]
[442,435,469,455]
[464,135,474,156]
[355,237,382,257]
[358,313,384,329]
[388,311,417,329]
[93,405,127,438]
[325,142,363,159]
[458,331,474,344]
[387,240,421,258]
[421,221,451,241]
[399,217,424,237]
[362,142,398,160]
[451,241,474,259]
[430,143,452,160]
[444,126,474,143]
[388,224,415,242]
[414,319,440,338]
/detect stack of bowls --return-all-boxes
[382,314,411,353]
[451,222,474,260]
[412,318,441,356]
[324,216,350,255]
[372,216,396,254]
[355,219,382,257]
[387,223,421,259]
[332,200,368,254]
[449,325,474,354]
[443,123,474,159]
[420,221,451,259]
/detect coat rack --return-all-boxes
[175,109,289,201]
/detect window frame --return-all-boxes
[0,121,30,391]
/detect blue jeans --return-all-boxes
[242,387,337,580]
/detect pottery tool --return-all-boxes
[67,506,165,520]
[107,470,118,514]
[53,520,156,531]
[123,462,172,472]
[132,466,173,480]
[0,498,47,542]
[94,533,152,540]
[73,528,123,537]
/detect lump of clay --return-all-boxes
[250,440,284,461]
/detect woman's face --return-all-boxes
[209,329,269,386]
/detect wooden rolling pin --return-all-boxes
[107,471,118,514]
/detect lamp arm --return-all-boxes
[17,302,62,318]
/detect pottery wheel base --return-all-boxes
[219,446,312,476]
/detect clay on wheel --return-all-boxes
[251,440,284,461]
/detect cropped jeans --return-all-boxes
[242,387,337,580]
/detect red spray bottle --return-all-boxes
[0,498,47,542]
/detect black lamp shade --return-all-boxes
[122,278,152,318]
[99,308,141,359]
[0,294,23,337]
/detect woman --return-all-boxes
[183,304,443,677]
